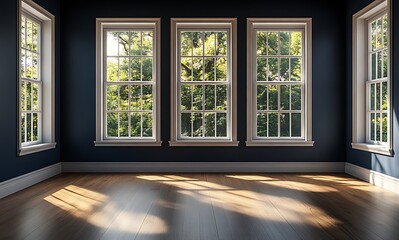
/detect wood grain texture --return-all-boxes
[0,173,399,240]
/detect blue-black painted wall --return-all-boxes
[346,0,399,179]
[0,0,60,182]
[60,0,347,163]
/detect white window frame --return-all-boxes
[246,18,313,147]
[352,0,393,156]
[18,0,56,156]
[169,18,238,147]
[95,18,161,146]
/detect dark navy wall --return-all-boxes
[0,0,60,182]
[60,0,346,163]
[346,0,399,178]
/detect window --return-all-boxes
[352,0,392,156]
[19,0,55,155]
[95,18,161,146]
[170,19,238,146]
[246,18,313,146]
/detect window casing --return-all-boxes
[19,0,55,155]
[246,18,313,146]
[170,19,238,146]
[352,0,392,156]
[95,19,161,146]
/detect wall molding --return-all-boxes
[61,161,345,173]
[0,163,61,199]
[345,163,399,194]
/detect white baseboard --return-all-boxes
[61,161,345,173]
[345,163,399,194]
[0,163,62,199]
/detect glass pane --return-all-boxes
[27,113,31,142]
[181,32,192,56]
[257,58,267,81]
[130,58,141,81]
[33,113,38,141]
[376,82,381,110]
[26,51,32,79]
[192,113,203,137]
[382,113,387,142]
[142,113,153,137]
[181,85,192,110]
[107,57,118,81]
[130,32,141,56]
[216,85,227,110]
[142,57,152,81]
[280,113,290,137]
[119,113,129,137]
[257,113,267,137]
[32,53,38,80]
[280,58,289,81]
[204,57,215,81]
[142,32,153,56]
[119,58,129,81]
[257,32,266,55]
[21,113,25,143]
[119,85,129,110]
[26,20,32,50]
[376,113,381,141]
[370,113,375,141]
[370,83,375,111]
[32,83,39,111]
[205,85,215,110]
[267,58,278,81]
[291,85,301,110]
[383,15,388,47]
[281,85,290,110]
[33,22,39,51]
[21,81,26,111]
[181,113,192,137]
[257,85,267,110]
[118,32,129,56]
[204,112,216,137]
[383,49,388,78]
[280,32,290,55]
[382,81,387,110]
[376,18,382,49]
[268,113,278,137]
[290,32,302,56]
[130,85,141,110]
[107,32,119,56]
[192,85,203,110]
[216,113,227,137]
[26,82,31,111]
[268,85,278,110]
[107,85,118,110]
[21,50,26,78]
[216,32,227,56]
[292,113,301,137]
[290,58,301,81]
[267,32,278,55]
[377,51,382,79]
[21,16,26,48]
[130,113,141,137]
[216,57,227,81]
[192,57,203,81]
[204,32,215,56]
[371,21,377,51]
[107,113,118,137]
[181,57,192,81]
[192,32,203,56]
[142,85,153,110]
[371,53,376,80]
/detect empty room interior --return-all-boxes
[1,0,399,239]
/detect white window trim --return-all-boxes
[246,18,313,147]
[352,0,393,156]
[95,18,161,147]
[19,0,56,156]
[169,18,238,147]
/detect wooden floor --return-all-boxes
[1,173,399,240]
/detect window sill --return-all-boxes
[246,140,314,147]
[169,140,239,147]
[94,141,162,147]
[351,143,393,156]
[19,142,57,156]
